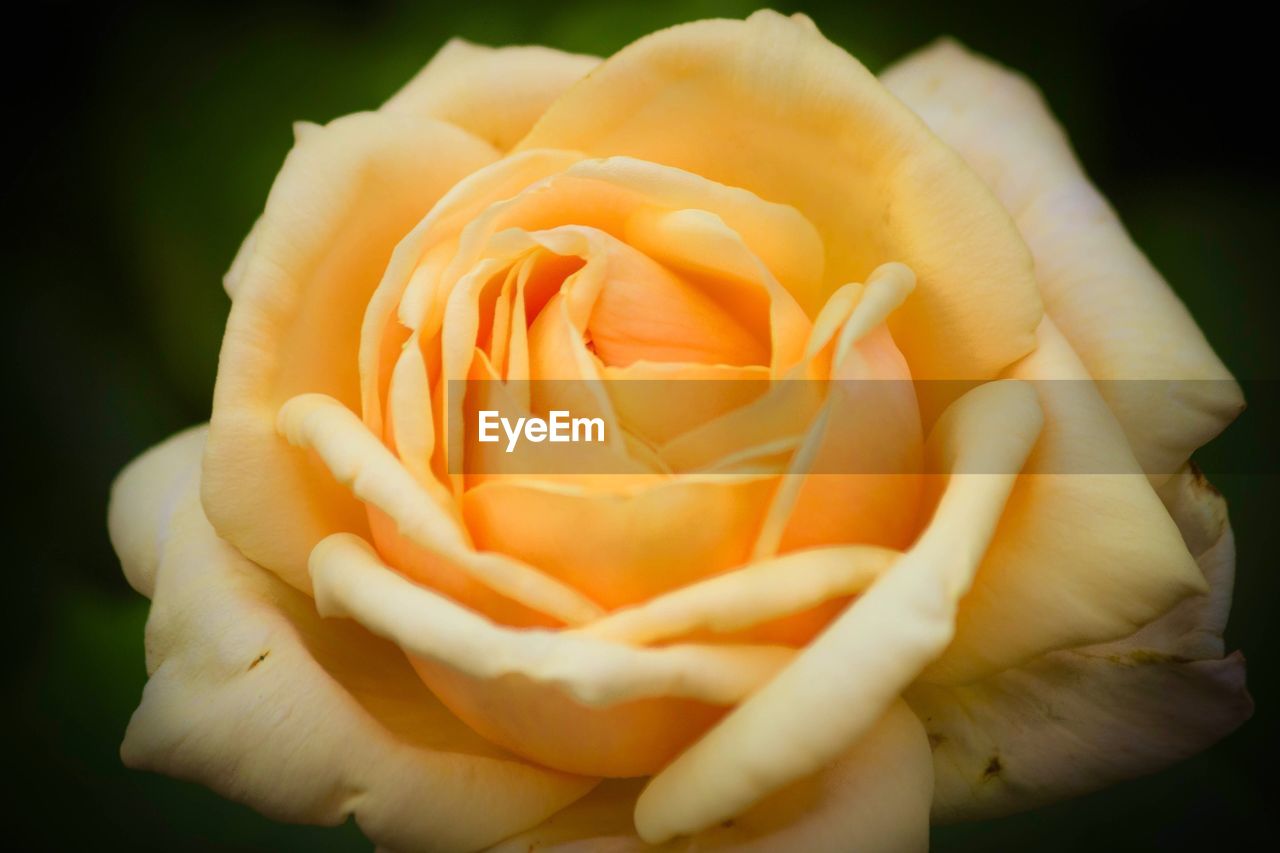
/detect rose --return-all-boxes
[109,10,1251,851]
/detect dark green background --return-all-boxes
[6,0,1276,849]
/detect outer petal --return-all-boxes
[108,424,208,598]
[310,533,793,710]
[490,700,933,852]
[633,381,1043,842]
[115,430,593,853]
[310,532,793,778]
[909,465,1250,821]
[203,112,497,591]
[882,40,1243,476]
[520,11,1043,387]
[578,545,898,647]
[277,392,603,626]
[923,320,1206,683]
[384,39,599,151]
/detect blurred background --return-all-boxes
[6,0,1277,849]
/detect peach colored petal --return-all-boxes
[923,320,1207,684]
[882,40,1242,477]
[309,534,790,708]
[277,392,603,625]
[384,38,599,151]
[109,425,208,598]
[459,350,656,487]
[756,264,923,556]
[600,360,771,448]
[577,544,898,646]
[633,380,1043,842]
[461,474,779,609]
[114,429,594,852]
[520,11,1042,384]
[359,150,584,440]
[436,156,825,320]
[492,699,932,852]
[622,206,812,373]
[203,112,497,590]
[910,465,1249,821]
[310,533,795,776]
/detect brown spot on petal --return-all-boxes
[1189,460,1222,498]
[982,754,1003,781]
[927,732,947,750]
[248,651,270,671]
[1102,649,1192,667]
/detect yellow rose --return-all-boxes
[109,10,1251,851]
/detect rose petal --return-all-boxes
[909,466,1250,821]
[310,532,795,777]
[277,392,604,625]
[918,651,1250,823]
[492,699,932,852]
[108,425,208,598]
[622,206,812,372]
[600,360,771,448]
[384,38,599,151]
[462,475,780,609]
[757,264,923,555]
[115,429,594,852]
[310,533,793,709]
[360,150,584,441]
[1150,465,1236,658]
[882,40,1243,477]
[577,544,898,646]
[203,112,497,591]
[924,320,1207,684]
[650,262,910,478]
[461,350,656,486]
[520,10,1043,385]
[633,380,1043,842]
[585,226,772,368]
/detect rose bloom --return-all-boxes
[109,10,1252,852]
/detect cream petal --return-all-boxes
[586,226,772,368]
[203,111,497,591]
[911,653,1250,823]
[600,361,771,448]
[633,380,1043,842]
[757,264,923,556]
[595,156,825,310]
[359,149,584,441]
[118,431,594,853]
[438,156,824,311]
[622,206,812,372]
[460,350,654,485]
[384,330,438,488]
[909,469,1249,821]
[577,545,898,646]
[882,40,1243,476]
[222,215,261,300]
[493,700,932,852]
[649,260,907,477]
[924,320,1207,684]
[462,475,780,610]
[108,424,208,599]
[384,38,599,151]
[520,11,1042,383]
[309,533,794,708]
[1150,465,1236,658]
[277,392,603,625]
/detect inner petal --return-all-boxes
[585,239,770,368]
